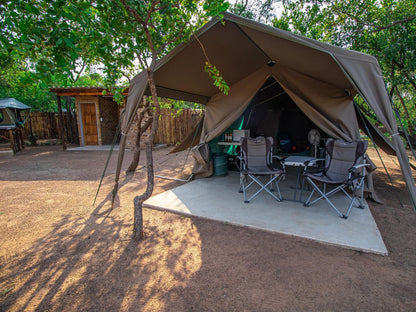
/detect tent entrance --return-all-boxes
[217,77,325,156]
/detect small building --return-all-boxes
[50,87,127,146]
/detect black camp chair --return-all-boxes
[303,139,370,218]
[239,136,285,203]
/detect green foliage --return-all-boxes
[230,0,278,23]
[1,0,230,111]
[0,51,109,111]
[160,98,204,110]
[274,0,416,134]
[0,55,55,111]
[204,62,230,95]
[203,0,230,18]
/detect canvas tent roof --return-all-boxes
[115,12,416,208]
[0,98,31,110]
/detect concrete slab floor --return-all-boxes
[145,169,388,255]
[67,145,120,151]
[67,144,166,152]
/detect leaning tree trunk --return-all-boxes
[126,104,153,174]
[133,68,160,240]
[395,86,412,135]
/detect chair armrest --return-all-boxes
[272,155,287,170]
[348,163,371,173]
[273,155,287,161]
[304,158,325,167]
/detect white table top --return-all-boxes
[217,141,241,146]
[284,155,316,166]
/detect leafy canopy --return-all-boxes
[274,0,416,131]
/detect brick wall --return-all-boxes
[99,97,120,145]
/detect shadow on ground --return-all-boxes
[0,146,416,311]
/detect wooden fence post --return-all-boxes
[57,96,67,150]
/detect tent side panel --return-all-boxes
[336,56,416,209]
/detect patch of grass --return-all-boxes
[1,283,15,298]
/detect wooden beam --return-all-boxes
[9,130,15,154]
[50,88,129,97]
[57,96,67,150]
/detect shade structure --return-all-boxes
[0,98,31,110]
[0,98,31,130]
[116,12,416,208]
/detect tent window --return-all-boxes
[0,109,3,123]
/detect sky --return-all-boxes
[228,0,285,19]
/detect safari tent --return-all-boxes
[115,12,416,208]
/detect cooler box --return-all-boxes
[213,153,228,176]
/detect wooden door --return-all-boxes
[81,103,98,145]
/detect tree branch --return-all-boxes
[72,61,86,83]
[119,0,145,25]
[194,34,211,64]
[156,21,190,55]
[332,5,416,32]
[146,0,161,25]
[376,15,416,31]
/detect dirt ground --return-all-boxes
[0,145,415,311]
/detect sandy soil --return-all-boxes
[0,145,415,311]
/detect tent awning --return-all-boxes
[0,98,31,110]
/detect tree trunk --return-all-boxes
[127,110,144,174]
[393,61,416,102]
[126,101,153,174]
[133,195,144,239]
[133,68,160,240]
[395,86,412,135]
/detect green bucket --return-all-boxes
[213,153,228,176]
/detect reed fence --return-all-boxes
[23,112,79,143]
[21,108,202,145]
[153,108,203,145]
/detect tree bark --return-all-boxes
[133,195,144,239]
[127,109,144,174]
[395,86,413,135]
[126,99,153,174]
[133,67,160,240]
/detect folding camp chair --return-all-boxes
[303,139,370,218]
[239,136,285,203]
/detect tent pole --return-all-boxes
[354,101,404,208]
[255,91,286,107]
[93,111,124,206]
